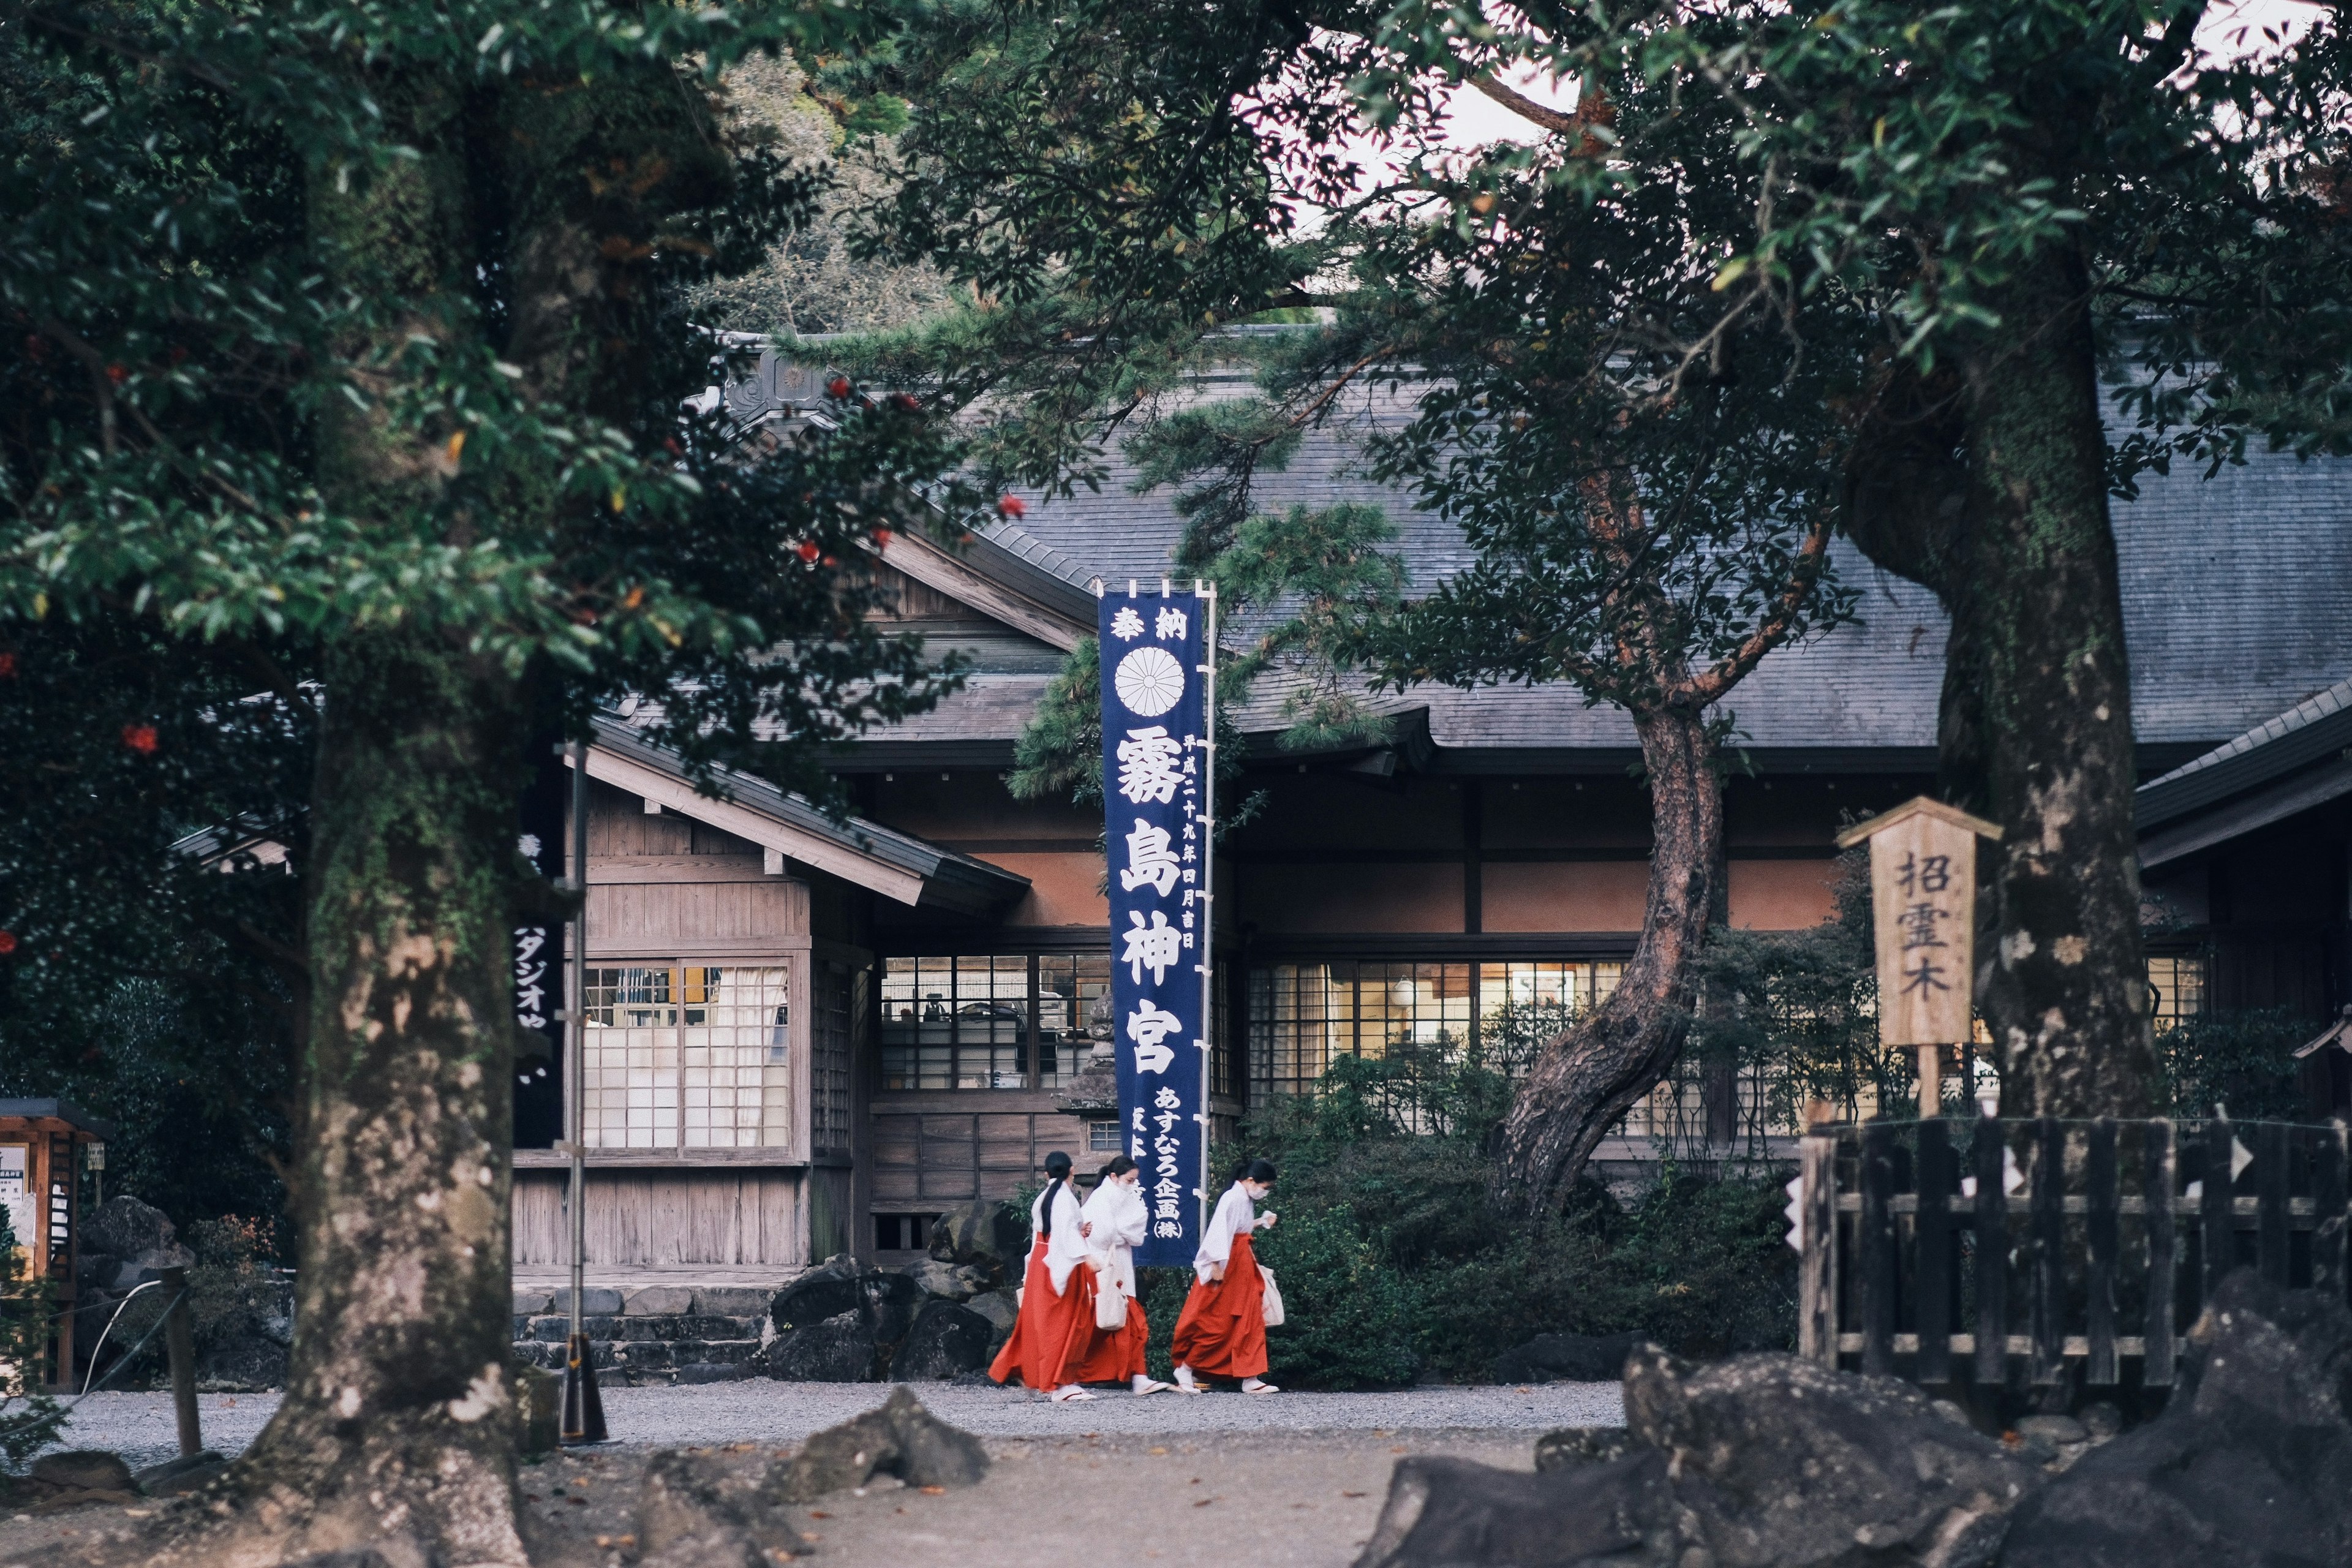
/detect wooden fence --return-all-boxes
[1797,1116,2351,1384]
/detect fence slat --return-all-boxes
[1800,1134,1838,1365]
[1861,1121,1896,1376]
[2086,1118,2119,1385]
[1973,1117,2008,1385]
[2204,1118,2236,1298]
[2258,1121,2290,1286]
[2144,1119,2177,1387]
[2030,1117,2065,1384]
[1915,1119,1953,1384]
[2316,1122,2348,1305]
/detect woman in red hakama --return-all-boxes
[1065,1156,1172,1394]
[1171,1158,1281,1394]
[989,1151,1101,1401]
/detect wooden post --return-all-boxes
[1972,1117,2008,1385]
[2257,1121,2290,1286]
[2203,1117,2236,1300]
[2144,1118,2177,1387]
[159,1264,202,1459]
[2314,1121,2346,1303]
[2029,1118,2064,1385]
[1918,1046,1942,1117]
[1799,1134,1839,1365]
[1860,1121,1896,1376]
[2085,1119,2119,1386]
[1915,1118,1953,1384]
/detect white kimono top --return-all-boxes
[1080,1177,1148,1298]
[1193,1182,1260,1285]
[1030,1181,1091,1295]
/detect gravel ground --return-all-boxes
[35,1380,1625,1474]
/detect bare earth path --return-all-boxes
[5,1383,1624,1567]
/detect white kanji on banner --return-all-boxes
[1120,818,1181,895]
[1115,726,1183,804]
[1121,908,1183,984]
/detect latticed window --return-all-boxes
[581,965,792,1148]
[1245,960,1625,1101]
[2147,954,2205,1031]
[879,954,1113,1091]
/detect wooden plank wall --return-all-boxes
[868,1110,1066,1209]
[513,1168,810,1269]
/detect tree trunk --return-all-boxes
[1488,705,1722,1216]
[1842,252,2157,1117]
[1954,254,2157,1115]
[91,75,542,1568]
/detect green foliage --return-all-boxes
[1231,1054,1798,1387]
[0,1202,66,1467]
[2158,1008,2314,1123]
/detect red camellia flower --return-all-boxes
[0,932,16,956]
[825,375,851,399]
[106,363,128,385]
[122,723,159,755]
[872,529,893,549]
[820,554,838,568]
[0,651,16,677]
[795,541,821,562]
[891,392,920,412]
[995,494,1026,519]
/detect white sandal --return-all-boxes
[1242,1379,1281,1395]
[1132,1379,1174,1397]
[1049,1386,1099,1403]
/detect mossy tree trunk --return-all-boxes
[1844,245,2157,1117]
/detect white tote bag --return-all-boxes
[1093,1265,1129,1330]
[1259,1264,1285,1328]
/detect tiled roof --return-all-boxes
[730,360,2352,756]
[2135,673,2352,831]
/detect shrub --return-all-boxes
[2158,1008,2313,1121]
[0,1202,66,1466]
[1254,1204,1422,1388]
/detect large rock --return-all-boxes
[771,1256,926,1348]
[134,1450,232,1498]
[32,1450,134,1492]
[1495,1332,1646,1385]
[1358,1346,2041,1568]
[1355,1453,1682,1568]
[1622,1346,2041,1567]
[892,1302,996,1382]
[636,1449,764,1568]
[963,1287,1020,1341]
[81,1196,191,1270]
[761,1387,989,1503]
[927,1199,1029,1287]
[903,1257,986,1301]
[196,1335,288,1391]
[770,1254,865,1333]
[1997,1270,2352,1568]
[763,1310,878,1382]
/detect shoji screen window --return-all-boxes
[582,965,794,1148]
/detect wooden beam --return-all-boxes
[573,748,927,907]
[872,531,1090,652]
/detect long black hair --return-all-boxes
[1102,1155,1137,1178]
[1233,1157,1277,1186]
[1039,1150,1074,1236]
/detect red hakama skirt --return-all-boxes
[1065,1290,1150,1384]
[1170,1231,1269,1380]
[988,1240,1098,1390]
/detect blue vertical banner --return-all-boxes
[1100,586,1212,1268]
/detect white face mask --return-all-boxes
[1243,1181,1268,1200]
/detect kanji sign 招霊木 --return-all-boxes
[1836,797,2003,1050]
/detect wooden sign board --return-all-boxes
[1835,799,2002,1102]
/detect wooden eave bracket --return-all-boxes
[1834,796,2005,850]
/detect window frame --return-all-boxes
[576,960,799,1153]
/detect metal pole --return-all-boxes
[560,736,606,1443]
[1195,581,1217,1243]
[568,737,588,1345]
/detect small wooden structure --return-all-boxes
[1798,1114,2351,1384]
[0,1098,112,1389]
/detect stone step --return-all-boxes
[513,1285,778,1319]
[511,1336,764,1375]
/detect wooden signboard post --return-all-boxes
[1834,798,2003,1112]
